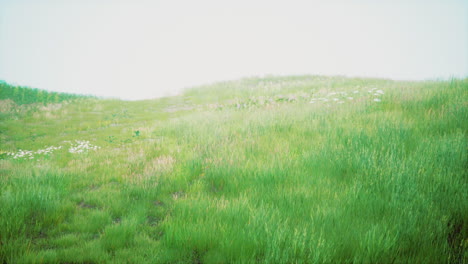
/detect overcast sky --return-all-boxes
[0,0,467,100]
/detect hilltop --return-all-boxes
[0,76,467,263]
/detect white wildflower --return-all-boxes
[68,140,100,154]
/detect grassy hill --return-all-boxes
[0,76,467,263]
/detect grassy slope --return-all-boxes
[0,76,467,263]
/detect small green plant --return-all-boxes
[105,135,116,143]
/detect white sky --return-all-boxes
[0,0,467,100]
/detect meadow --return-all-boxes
[0,76,467,263]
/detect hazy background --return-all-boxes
[1,0,467,100]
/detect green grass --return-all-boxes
[1,76,467,263]
[0,81,94,106]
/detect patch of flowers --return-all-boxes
[68,140,101,154]
[204,87,386,111]
[368,87,384,102]
[205,93,308,110]
[6,145,62,160]
[5,140,101,160]
[309,88,385,105]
